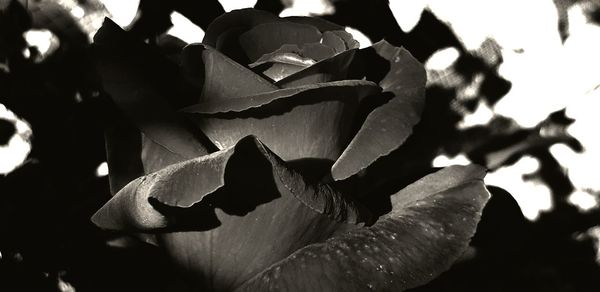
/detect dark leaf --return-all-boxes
[237,165,490,291]
[331,40,426,181]
[260,62,309,82]
[127,0,224,38]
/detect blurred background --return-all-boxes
[1,0,599,290]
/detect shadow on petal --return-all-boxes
[184,80,380,163]
[237,165,490,291]
[331,41,426,181]
[93,136,371,290]
[94,18,212,162]
[182,44,278,103]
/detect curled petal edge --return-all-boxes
[92,136,373,232]
[331,40,426,181]
[236,165,490,291]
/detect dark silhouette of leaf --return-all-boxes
[0,118,15,145]
[128,0,225,38]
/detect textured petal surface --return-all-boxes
[247,43,334,82]
[182,80,379,114]
[182,44,278,103]
[185,81,381,162]
[321,31,347,54]
[237,165,490,291]
[92,136,370,290]
[331,40,426,180]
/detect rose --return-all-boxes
[91,9,490,291]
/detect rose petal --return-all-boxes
[182,44,278,103]
[141,134,190,174]
[331,40,426,181]
[236,165,490,291]
[94,18,196,108]
[239,22,323,62]
[284,16,344,32]
[94,18,210,159]
[330,30,361,50]
[259,62,309,82]
[321,31,347,54]
[104,118,144,195]
[249,45,316,68]
[203,8,279,47]
[275,48,357,88]
[301,43,336,61]
[247,43,344,82]
[182,80,378,114]
[92,136,370,290]
[182,80,381,162]
[214,26,252,64]
[248,43,336,81]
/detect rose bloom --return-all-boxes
[91,9,490,291]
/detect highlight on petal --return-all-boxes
[92,136,370,290]
[94,18,210,160]
[93,135,370,228]
[183,80,381,162]
[331,40,426,181]
[248,43,335,82]
[275,48,357,88]
[237,165,490,291]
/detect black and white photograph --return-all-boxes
[1,0,600,291]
